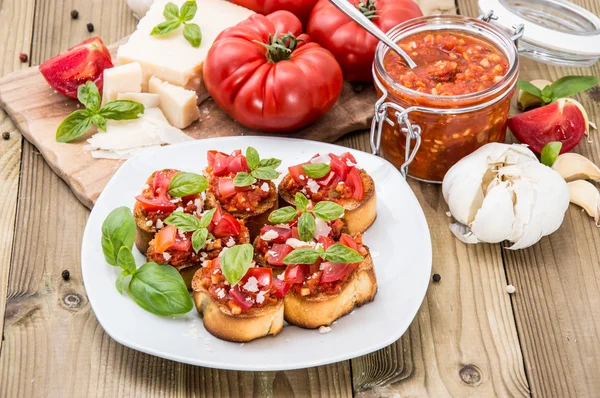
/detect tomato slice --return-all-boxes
[260,225,292,243]
[213,213,241,238]
[340,152,357,165]
[291,227,299,240]
[272,278,291,298]
[267,243,294,266]
[212,152,231,176]
[284,264,305,284]
[218,177,237,199]
[170,235,192,252]
[227,155,249,174]
[316,171,336,186]
[135,195,177,212]
[231,149,242,157]
[136,171,177,211]
[288,164,308,185]
[211,257,221,269]
[318,236,335,250]
[339,233,359,251]
[241,267,273,289]
[154,225,177,253]
[320,262,353,284]
[345,167,364,201]
[329,154,349,180]
[230,285,254,311]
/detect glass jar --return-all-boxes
[371,15,520,183]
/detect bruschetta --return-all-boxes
[134,169,208,253]
[278,152,376,236]
[203,148,281,239]
[191,245,287,342]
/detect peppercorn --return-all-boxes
[432,273,441,283]
[2,132,9,140]
[71,9,79,19]
[62,270,70,281]
[87,23,94,32]
[19,53,28,63]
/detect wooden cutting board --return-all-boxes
[0,40,377,209]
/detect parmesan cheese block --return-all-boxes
[117,0,254,92]
[102,62,143,105]
[117,92,160,108]
[149,76,200,129]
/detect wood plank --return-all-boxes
[0,0,36,354]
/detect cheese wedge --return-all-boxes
[117,92,160,108]
[149,76,200,129]
[117,0,254,92]
[102,62,143,105]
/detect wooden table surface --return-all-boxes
[0,0,599,396]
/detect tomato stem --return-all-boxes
[254,31,303,63]
[357,0,380,20]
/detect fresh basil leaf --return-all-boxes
[298,211,316,242]
[550,75,599,100]
[302,163,330,178]
[220,244,254,286]
[128,262,193,316]
[313,201,345,221]
[164,212,202,232]
[199,208,216,228]
[541,141,563,167]
[192,228,208,253]
[517,80,542,98]
[234,172,256,187]
[168,172,208,197]
[91,114,107,132]
[101,207,136,266]
[246,146,260,170]
[541,85,554,104]
[117,246,137,275]
[163,2,179,20]
[259,158,282,169]
[77,81,101,112]
[179,0,197,21]
[183,23,201,48]
[151,18,181,36]
[324,244,363,264]
[251,167,279,180]
[116,271,128,294]
[268,206,298,224]
[56,110,93,143]
[99,100,145,120]
[283,248,320,265]
[295,192,309,210]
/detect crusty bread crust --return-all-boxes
[191,273,284,342]
[134,201,156,253]
[283,251,377,329]
[278,169,376,236]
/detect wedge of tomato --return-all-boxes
[345,167,364,201]
[136,171,177,211]
[154,225,177,253]
[39,37,113,98]
[212,214,242,238]
[230,285,254,311]
[320,262,353,283]
[284,264,305,284]
[272,278,291,298]
[267,243,294,266]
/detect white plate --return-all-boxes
[81,136,432,371]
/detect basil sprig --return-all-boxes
[302,163,330,178]
[56,81,144,143]
[233,147,281,187]
[541,141,563,167]
[220,244,254,286]
[168,172,208,197]
[517,76,599,106]
[151,1,202,48]
[101,207,193,316]
[268,192,344,240]
[164,208,216,253]
[283,243,363,265]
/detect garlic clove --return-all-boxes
[449,222,479,244]
[552,153,600,182]
[470,181,515,243]
[509,179,535,242]
[568,180,600,226]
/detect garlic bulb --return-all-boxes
[126,0,154,19]
[442,143,569,249]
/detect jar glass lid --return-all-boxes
[478,0,600,67]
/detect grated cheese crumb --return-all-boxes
[261,230,279,241]
[306,179,320,194]
[319,326,332,334]
[226,237,236,247]
[219,247,228,257]
[175,206,184,212]
[155,219,164,229]
[299,174,305,181]
[145,220,153,227]
[256,290,266,304]
[260,182,270,192]
[243,276,259,292]
[216,288,226,299]
[163,252,171,261]
[277,273,285,281]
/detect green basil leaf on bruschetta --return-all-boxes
[164,212,202,232]
[117,246,137,275]
[192,228,208,253]
[246,146,260,169]
[259,158,282,169]
[302,163,331,179]
[251,167,279,180]
[283,248,320,265]
[268,206,298,224]
[220,244,254,286]
[313,201,344,221]
[128,262,193,316]
[298,211,316,242]
[233,172,257,187]
[168,172,208,197]
[324,244,363,264]
[101,207,136,266]
[295,192,309,210]
[199,208,216,228]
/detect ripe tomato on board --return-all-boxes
[307,0,422,81]
[39,37,113,98]
[203,11,343,132]
[228,0,318,25]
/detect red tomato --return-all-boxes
[203,11,343,132]
[318,235,335,250]
[213,214,242,238]
[272,278,291,298]
[267,243,294,266]
[211,257,221,269]
[316,171,336,186]
[218,177,237,199]
[284,264,305,284]
[260,225,292,243]
[339,233,359,251]
[320,262,353,283]
[340,152,357,164]
[136,171,177,211]
[291,227,299,240]
[345,167,364,201]
[230,285,254,311]
[39,37,113,98]
[212,152,232,176]
[329,154,349,180]
[288,164,308,185]
[228,0,318,25]
[154,225,177,253]
[241,267,273,289]
[307,0,422,81]
[228,155,250,174]
[170,235,192,252]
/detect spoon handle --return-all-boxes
[328,0,417,69]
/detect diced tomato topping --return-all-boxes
[329,154,349,180]
[227,155,249,174]
[212,204,224,223]
[316,171,336,186]
[218,177,237,199]
[211,152,231,176]
[340,152,357,165]
[154,225,177,253]
[260,225,292,243]
[170,235,192,252]
[272,278,291,298]
[288,164,308,185]
[230,285,253,311]
[136,171,177,211]
[320,262,353,283]
[318,236,335,250]
[241,267,273,289]
[211,257,221,269]
[212,213,241,238]
[284,264,305,284]
[231,149,242,156]
[339,233,359,251]
[267,243,294,266]
[291,227,299,240]
[345,167,364,201]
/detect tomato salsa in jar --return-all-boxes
[372,16,519,182]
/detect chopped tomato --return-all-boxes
[135,195,177,212]
[284,264,305,284]
[212,213,241,238]
[329,154,349,180]
[170,235,192,252]
[231,149,242,157]
[212,152,231,176]
[320,262,353,283]
[212,204,224,223]
[345,167,364,201]
[242,267,273,289]
[211,257,221,269]
[260,225,292,243]
[316,171,336,186]
[340,152,357,165]
[152,171,175,193]
[272,279,291,298]
[288,164,308,185]
[267,243,294,266]
[227,155,249,174]
[318,236,335,250]
[154,225,177,253]
[218,177,237,199]
[339,233,359,251]
[230,285,253,311]
[291,227,299,240]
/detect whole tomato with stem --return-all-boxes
[203,11,343,132]
[228,0,318,25]
[307,0,422,82]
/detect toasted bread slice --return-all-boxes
[191,275,284,342]
[279,169,376,236]
[283,251,377,329]
[134,201,157,253]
